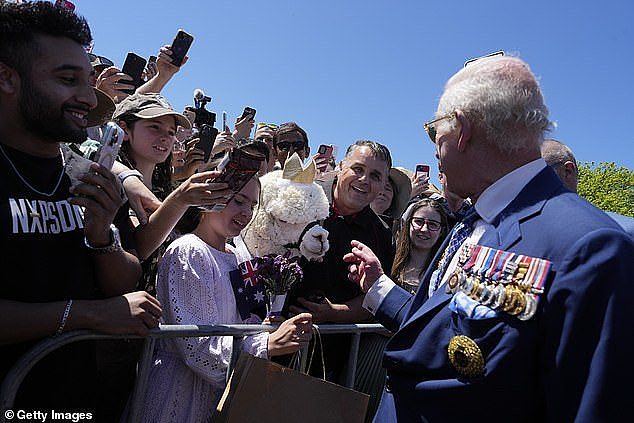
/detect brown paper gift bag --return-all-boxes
[214,352,370,422]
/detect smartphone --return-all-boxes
[316,144,334,172]
[94,122,124,170]
[215,148,266,191]
[222,111,228,132]
[148,55,157,64]
[203,147,266,211]
[239,107,257,121]
[415,164,430,180]
[197,124,219,163]
[120,52,147,94]
[170,29,194,67]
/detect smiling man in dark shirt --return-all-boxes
[287,140,395,381]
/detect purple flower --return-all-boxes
[253,253,304,296]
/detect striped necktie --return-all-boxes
[428,207,480,296]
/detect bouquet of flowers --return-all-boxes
[254,252,303,317]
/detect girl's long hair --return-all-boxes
[391,198,448,286]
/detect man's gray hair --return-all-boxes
[344,140,392,169]
[437,56,552,153]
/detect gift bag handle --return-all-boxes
[289,324,326,380]
[307,325,326,380]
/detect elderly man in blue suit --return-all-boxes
[345,55,634,422]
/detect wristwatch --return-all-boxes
[84,224,122,254]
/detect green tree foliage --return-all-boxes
[578,161,634,217]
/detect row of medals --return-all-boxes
[445,245,541,321]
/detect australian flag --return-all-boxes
[230,259,266,320]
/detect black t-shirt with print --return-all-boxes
[0,144,132,412]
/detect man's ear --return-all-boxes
[0,63,20,95]
[563,160,578,181]
[305,146,311,157]
[454,109,472,152]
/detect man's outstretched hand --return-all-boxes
[343,240,385,293]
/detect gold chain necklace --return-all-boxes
[0,143,66,197]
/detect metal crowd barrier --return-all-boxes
[0,323,391,423]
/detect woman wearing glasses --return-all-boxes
[391,198,448,294]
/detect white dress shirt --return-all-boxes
[363,158,547,314]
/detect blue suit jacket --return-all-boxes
[606,211,634,239]
[373,167,634,422]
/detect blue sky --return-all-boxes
[75,0,633,185]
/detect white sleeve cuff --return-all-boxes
[362,274,397,315]
[117,169,144,184]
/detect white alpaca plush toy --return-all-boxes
[239,153,330,261]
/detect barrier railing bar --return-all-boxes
[345,332,361,388]
[127,337,155,423]
[1,323,391,423]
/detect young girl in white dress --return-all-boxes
[140,177,312,422]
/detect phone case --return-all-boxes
[415,164,430,179]
[94,122,124,170]
[202,148,265,211]
[121,53,147,94]
[240,107,256,121]
[317,144,334,172]
[171,30,194,67]
[215,148,265,191]
[197,125,218,162]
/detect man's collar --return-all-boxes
[474,158,546,224]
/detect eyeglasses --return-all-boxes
[277,141,306,151]
[411,217,442,231]
[87,53,114,68]
[256,136,274,144]
[423,111,456,143]
[463,50,504,67]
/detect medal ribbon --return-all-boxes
[462,244,481,272]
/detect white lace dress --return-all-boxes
[140,234,269,423]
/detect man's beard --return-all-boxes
[19,78,88,144]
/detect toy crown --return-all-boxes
[282,153,316,184]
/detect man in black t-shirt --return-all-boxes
[0,3,162,417]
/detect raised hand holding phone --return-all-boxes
[233,107,256,140]
[411,164,431,198]
[415,164,430,180]
[315,144,334,172]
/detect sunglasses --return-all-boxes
[411,217,442,232]
[277,140,306,151]
[257,123,279,131]
[423,111,456,143]
[87,53,114,68]
[463,50,505,68]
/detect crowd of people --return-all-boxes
[1,2,633,422]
